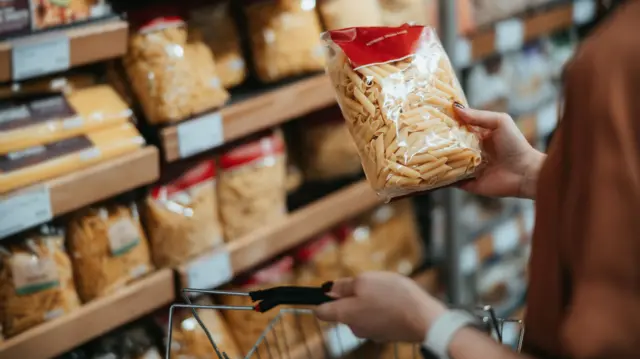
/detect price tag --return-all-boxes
[326,324,363,357]
[186,248,232,290]
[492,219,520,254]
[495,19,524,53]
[454,37,472,68]
[536,101,558,138]
[12,35,70,81]
[573,0,596,25]
[0,186,52,239]
[177,112,224,159]
[460,245,479,274]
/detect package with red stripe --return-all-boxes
[143,159,223,268]
[123,4,229,124]
[217,131,287,241]
[294,232,343,287]
[323,24,484,201]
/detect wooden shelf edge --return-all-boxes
[162,74,335,162]
[0,269,175,359]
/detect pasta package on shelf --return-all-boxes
[218,132,287,241]
[220,257,299,355]
[67,203,154,302]
[89,324,162,359]
[317,0,383,30]
[124,6,229,125]
[0,85,134,155]
[144,160,223,268]
[189,0,247,89]
[378,0,432,27]
[0,73,98,100]
[160,297,242,359]
[323,25,483,201]
[294,233,343,287]
[0,226,81,338]
[300,106,362,181]
[336,224,386,276]
[244,0,325,83]
[0,122,145,194]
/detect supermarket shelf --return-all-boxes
[1,147,160,239]
[160,74,335,162]
[0,18,128,82]
[0,269,175,359]
[179,180,381,287]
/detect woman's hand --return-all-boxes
[454,104,546,200]
[315,272,447,343]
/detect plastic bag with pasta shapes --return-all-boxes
[218,131,287,241]
[124,5,229,124]
[323,25,483,201]
[67,203,154,302]
[144,160,223,268]
[243,0,325,83]
[0,226,81,338]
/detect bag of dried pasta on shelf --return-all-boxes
[323,25,483,201]
[189,0,247,89]
[124,5,229,125]
[335,224,386,276]
[243,0,325,83]
[378,0,433,26]
[317,0,383,30]
[67,203,154,302]
[299,106,362,181]
[295,233,343,287]
[144,160,223,268]
[0,226,81,338]
[159,297,242,359]
[218,131,287,241]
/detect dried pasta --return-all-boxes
[0,227,80,338]
[323,25,483,201]
[67,203,154,302]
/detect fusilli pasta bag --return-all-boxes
[144,160,224,268]
[67,203,154,302]
[323,24,484,201]
[0,227,81,338]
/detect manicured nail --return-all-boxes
[322,281,334,293]
[453,101,465,110]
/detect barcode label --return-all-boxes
[0,186,53,239]
[326,324,363,357]
[177,112,224,159]
[12,35,70,81]
[186,248,232,290]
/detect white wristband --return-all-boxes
[423,309,480,359]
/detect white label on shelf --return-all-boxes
[495,19,525,53]
[537,101,559,138]
[12,35,70,81]
[523,207,535,236]
[573,0,597,25]
[186,248,232,289]
[454,37,472,68]
[492,219,520,255]
[460,245,479,274]
[326,324,363,357]
[430,206,446,259]
[0,186,52,239]
[177,112,224,159]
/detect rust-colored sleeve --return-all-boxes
[558,44,640,359]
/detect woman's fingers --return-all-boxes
[315,297,359,323]
[325,277,356,298]
[453,104,503,130]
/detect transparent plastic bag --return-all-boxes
[217,132,287,241]
[67,203,154,302]
[317,0,383,30]
[323,25,483,201]
[244,0,325,83]
[189,1,247,89]
[0,226,81,338]
[144,160,223,268]
[124,6,229,124]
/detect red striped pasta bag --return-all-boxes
[322,24,484,201]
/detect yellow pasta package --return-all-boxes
[323,24,483,201]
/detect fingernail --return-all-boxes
[453,101,465,110]
[322,281,333,293]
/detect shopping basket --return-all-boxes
[165,286,525,359]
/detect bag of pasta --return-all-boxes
[378,0,432,26]
[243,0,325,83]
[218,131,287,241]
[317,0,383,30]
[144,160,223,268]
[124,5,229,125]
[189,0,247,89]
[67,203,154,302]
[0,226,81,338]
[335,225,386,276]
[299,106,362,181]
[294,233,343,287]
[323,25,483,201]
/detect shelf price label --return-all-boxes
[453,37,472,68]
[495,19,525,53]
[12,34,70,81]
[177,112,224,159]
[185,248,232,290]
[0,185,52,239]
[492,219,521,255]
[460,245,479,275]
[326,324,363,358]
[573,0,597,26]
